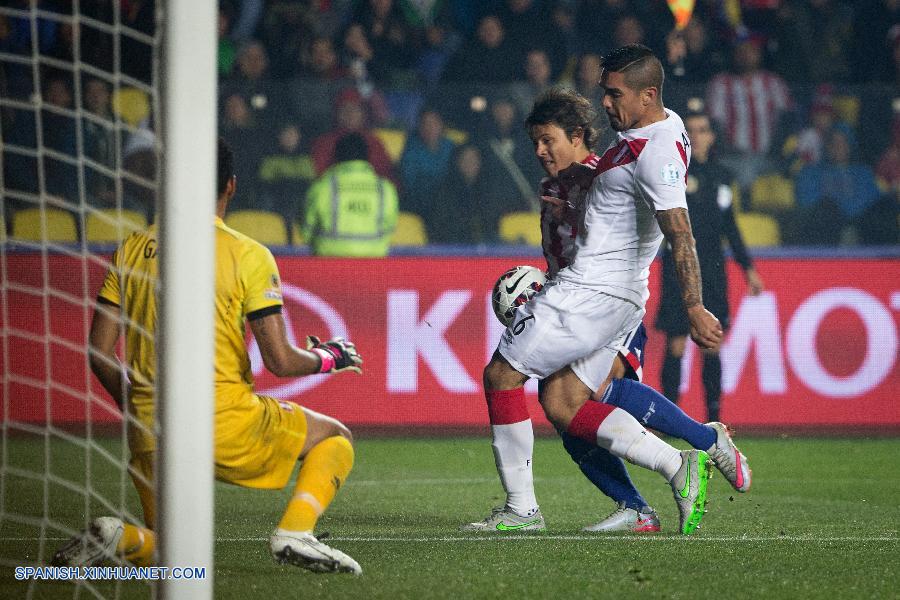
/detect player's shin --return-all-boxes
[487,388,539,517]
[563,433,649,511]
[278,436,354,533]
[567,401,682,481]
[600,378,716,450]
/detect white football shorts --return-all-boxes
[497,279,645,392]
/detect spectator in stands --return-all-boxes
[706,34,793,189]
[224,40,291,127]
[794,126,883,245]
[441,15,519,83]
[664,18,725,85]
[218,4,237,77]
[399,108,456,219]
[42,76,77,201]
[348,0,420,85]
[303,36,348,81]
[82,77,116,206]
[772,0,853,83]
[496,0,567,75]
[852,0,900,83]
[780,85,840,175]
[303,132,398,257]
[221,93,267,210]
[876,114,900,191]
[120,0,154,84]
[258,0,318,78]
[418,20,460,86]
[510,49,554,118]
[473,96,543,213]
[612,14,646,49]
[257,123,316,227]
[429,144,504,244]
[310,87,396,184]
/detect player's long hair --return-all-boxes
[525,86,600,151]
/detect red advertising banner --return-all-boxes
[3,254,899,429]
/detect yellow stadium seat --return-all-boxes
[390,211,427,246]
[750,175,795,213]
[498,212,541,246]
[112,87,151,127]
[85,209,147,243]
[224,210,288,246]
[735,212,781,247]
[12,207,78,243]
[372,128,407,163]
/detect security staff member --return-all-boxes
[303,132,398,257]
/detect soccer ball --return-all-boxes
[491,265,547,327]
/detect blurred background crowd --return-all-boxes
[2,0,899,248]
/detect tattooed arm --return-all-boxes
[656,207,723,350]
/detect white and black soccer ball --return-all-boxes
[491,265,547,327]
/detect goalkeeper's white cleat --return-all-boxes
[706,422,752,492]
[51,516,124,567]
[460,507,546,532]
[270,529,362,575]
[582,503,661,533]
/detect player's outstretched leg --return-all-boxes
[669,449,712,535]
[270,411,361,575]
[52,516,125,567]
[599,377,751,493]
[561,434,660,533]
[705,422,752,492]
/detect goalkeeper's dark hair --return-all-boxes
[525,86,599,150]
[601,43,664,99]
[217,137,234,197]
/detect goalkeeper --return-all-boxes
[54,139,364,575]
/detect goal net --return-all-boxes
[0,2,216,598]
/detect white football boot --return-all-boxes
[582,503,661,533]
[51,516,124,567]
[460,507,546,532]
[270,529,362,575]
[706,422,752,492]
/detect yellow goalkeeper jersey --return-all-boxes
[97,217,283,453]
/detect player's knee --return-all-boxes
[483,352,526,391]
[332,421,353,446]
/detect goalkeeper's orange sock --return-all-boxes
[277,435,354,533]
[117,524,156,566]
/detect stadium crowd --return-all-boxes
[1,0,898,247]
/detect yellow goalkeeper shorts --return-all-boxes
[213,394,308,490]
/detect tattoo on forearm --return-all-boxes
[657,208,703,309]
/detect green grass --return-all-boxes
[2,434,899,599]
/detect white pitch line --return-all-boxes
[5,535,896,543]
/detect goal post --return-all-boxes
[158,1,217,599]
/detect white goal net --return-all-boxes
[0,2,216,598]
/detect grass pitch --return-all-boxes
[2,434,899,599]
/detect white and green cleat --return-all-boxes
[460,507,546,532]
[670,449,712,535]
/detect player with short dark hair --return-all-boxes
[54,138,365,575]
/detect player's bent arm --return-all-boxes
[656,207,702,309]
[249,312,322,377]
[248,312,363,377]
[88,302,127,409]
